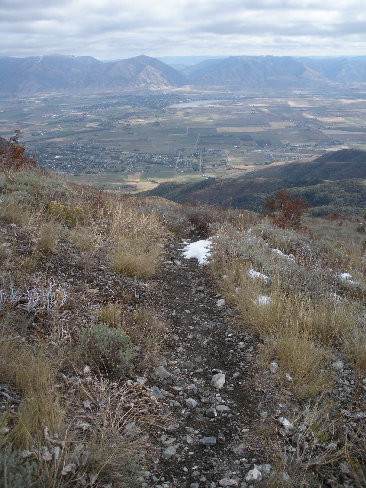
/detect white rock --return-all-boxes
[217,299,226,307]
[212,373,226,389]
[279,417,293,430]
[332,360,344,371]
[245,467,262,482]
[285,373,293,382]
[269,361,278,374]
[83,365,91,375]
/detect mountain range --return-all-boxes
[1,54,366,95]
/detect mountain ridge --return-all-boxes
[1,54,366,95]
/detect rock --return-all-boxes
[212,373,226,389]
[260,411,268,419]
[279,417,293,431]
[245,467,262,482]
[332,360,344,371]
[190,484,199,488]
[216,404,230,412]
[206,407,217,418]
[219,479,239,487]
[154,366,171,380]
[162,445,177,459]
[217,432,226,443]
[269,361,278,374]
[186,398,198,409]
[217,299,226,307]
[200,436,217,446]
[282,472,291,481]
[150,386,164,399]
[285,373,293,382]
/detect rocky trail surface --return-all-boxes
[142,240,281,488]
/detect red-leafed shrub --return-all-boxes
[0,130,37,172]
[264,188,308,229]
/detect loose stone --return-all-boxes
[212,373,226,389]
[200,436,217,446]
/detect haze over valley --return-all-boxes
[1,53,365,213]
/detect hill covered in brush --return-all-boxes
[147,149,366,215]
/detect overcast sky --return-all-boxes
[0,0,365,59]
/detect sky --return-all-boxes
[0,0,365,60]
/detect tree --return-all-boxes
[264,188,308,229]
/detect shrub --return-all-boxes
[265,188,308,229]
[77,322,134,379]
[0,446,37,488]
[48,201,84,228]
[36,221,61,253]
[0,131,37,173]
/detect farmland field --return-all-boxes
[1,87,366,191]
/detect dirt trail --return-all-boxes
[144,240,277,487]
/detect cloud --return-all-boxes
[0,0,365,58]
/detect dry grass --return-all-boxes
[36,221,61,253]
[268,331,332,399]
[211,218,365,401]
[98,302,122,327]
[68,225,100,252]
[0,332,63,449]
[0,200,30,226]
[109,201,166,279]
[111,241,162,279]
[125,307,165,369]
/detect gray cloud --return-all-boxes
[0,0,365,58]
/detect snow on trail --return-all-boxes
[182,239,212,265]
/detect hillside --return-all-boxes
[245,149,366,181]
[1,54,366,95]
[0,138,365,486]
[147,149,366,215]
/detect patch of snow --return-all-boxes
[329,292,342,302]
[339,272,359,286]
[257,295,271,306]
[248,268,269,284]
[182,239,211,265]
[271,248,295,261]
